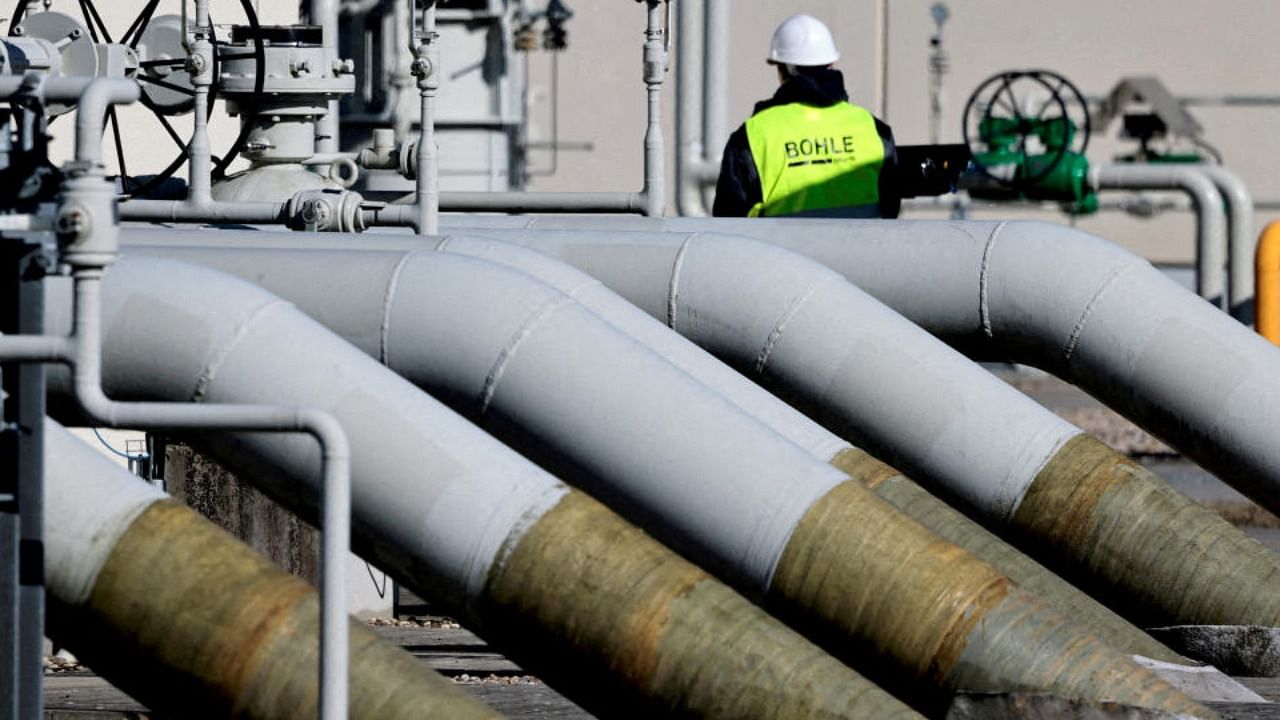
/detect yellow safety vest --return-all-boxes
[744,102,885,217]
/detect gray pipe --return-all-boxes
[1090,164,1226,307]
[43,256,915,720]
[439,191,646,213]
[117,198,289,224]
[122,229,1191,665]
[1196,165,1256,321]
[310,0,341,159]
[422,216,1280,629]
[120,239,1222,715]
[42,418,498,720]
[642,0,667,217]
[0,77,138,169]
[675,0,709,216]
[701,0,728,179]
[413,1,439,235]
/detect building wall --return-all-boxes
[523,0,1280,264]
[16,1,1280,264]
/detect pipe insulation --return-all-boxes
[120,228,1183,664]
[415,218,1280,631]
[42,418,498,719]
[42,256,917,720]
[129,241,1212,716]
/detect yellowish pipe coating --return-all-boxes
[1014,434,1280,626]
[829,447,1186,664]
[48,499,497,720]
[482,489,921,720]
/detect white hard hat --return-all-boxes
[768,14,840,67]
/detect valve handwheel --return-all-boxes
[961,69,1090,191]
[8,0,265,199]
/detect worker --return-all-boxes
[713,14,900,218]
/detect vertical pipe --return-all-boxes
[187,0,214,206]
[702,0,728,169]
[675,0,708,216]
[1197,165,1256,321]
[1091,164,1226,307]
[1256,221,1280,342]
[414,2,439,235]
[642,1,667,217]
[14,252,44,720]
[311,0,341,158]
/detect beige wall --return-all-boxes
[524,0,1280,264]
[14,1,1280,264]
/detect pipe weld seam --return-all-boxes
[479,293,577,416]
[1062,260,1141,362]
[756,274,843,375]
[379,250,420,365]
[667,233,698,330]
[979,221,1008,339]
[192,298,295,402]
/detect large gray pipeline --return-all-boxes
[43,418,498,719]
[118,228,1178,664]
[42,255,917,720]
[125,240,1219,716]
[412,218,1280,631]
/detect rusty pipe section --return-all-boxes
[120,228,1184,664]
[43,256,914,720]
[42,418,497,720]
[124,242,1213,716]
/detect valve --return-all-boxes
[961,69,1095,213]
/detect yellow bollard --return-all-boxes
[1255,221,1280,341]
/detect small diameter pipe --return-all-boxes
[413,2,439,235]
[1196,165,1256,322]
[45,256,917,720]
[395,1,665,221]
[117,198,289,224]
[126,228,1188,665]
[701,0,728,178]
[43,419,498,720]
[310,0,340,159]
[135,242,1210,716]
[642,0,667,217]
[1090,164,1227,308]
[426,218,1280,631]
[187,7,215,207]
[675,0,709,216]
[1257,221,1280,342]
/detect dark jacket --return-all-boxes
[712,68,900,218]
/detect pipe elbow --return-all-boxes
[666,231,847,367]
[74,79,141,168]
[979,221,1156,367]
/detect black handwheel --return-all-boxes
[9,0,265,199]
[961,69,1090,191]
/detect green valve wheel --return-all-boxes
[962,69,1091,196]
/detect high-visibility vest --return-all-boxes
[744,102,885,217]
